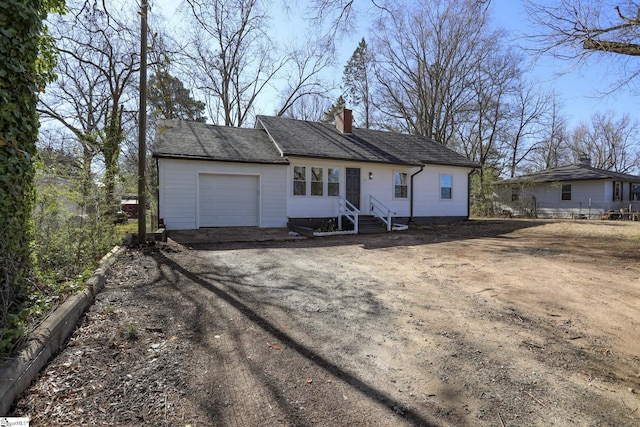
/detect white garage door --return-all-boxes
[198,174,259,227]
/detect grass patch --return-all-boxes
[115,220,139,237]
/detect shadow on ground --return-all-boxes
[147,250,441,426]
[168,219,550,251]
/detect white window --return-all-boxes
[293,166,306,196]
[440,175,452,200]
[328,168,340,196]
[293,166,340,197]
[311,167,323,196]
[614,182,621,201]
[511,187,520,202]
[394,172,408,198]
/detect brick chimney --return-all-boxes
[578,153,591,167]
[335,108,352,134]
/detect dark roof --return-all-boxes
[501,164,640,184]
[257,115,477,167]
[153,120,288,164]
[152,116,477,168]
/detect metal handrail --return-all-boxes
[338,196,360,233]
[369,195,393,231]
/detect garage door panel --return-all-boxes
[199,174,259,227]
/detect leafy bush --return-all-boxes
[469,169,500,217]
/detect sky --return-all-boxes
[151,0,638,128]
[490,0,638,126]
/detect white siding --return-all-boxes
[158,159,198,230]
[412,165,472,217]
[531,180,607,206]
[157,158,287,230]
[530,179,635,217]
[158,157,473,228]
[285,158,413,217]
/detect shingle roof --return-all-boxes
[257,115,477,167]
[152,120,288,164]
[501,164,640,184]
[152,116,477,169]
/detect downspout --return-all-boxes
[467,169,473,220]
[155,157,162,227]
[410,166,425,223]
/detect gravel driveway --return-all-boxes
[11,220,640,426]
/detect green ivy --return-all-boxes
[0,0,65,354]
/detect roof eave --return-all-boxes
[422,159,478,168]
[152,152,289,165]
[285,153,423,167]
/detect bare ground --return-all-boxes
[10,219,640,426]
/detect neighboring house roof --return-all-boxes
[256,115,476,167]
[501,164,640,185]
[153,116,477,168]
[153,120,289,164]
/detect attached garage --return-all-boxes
[153,121,288,230]
[198,174,259,227]
[154,117,477,231]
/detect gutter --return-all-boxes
[410,166,425,222]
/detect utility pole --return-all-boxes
[138,0,148,244]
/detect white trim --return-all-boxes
[257,117,285,157]
[393,171,409,200]
[439,173,453,201]
[291,164,341,198]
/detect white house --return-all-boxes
[153,110,477,232]
[498,157,640,219]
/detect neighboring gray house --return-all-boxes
[153,109,478,231]
[498,157,640,219]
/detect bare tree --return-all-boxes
[504,80,554,177]
[456,47,521,189]
[282,93,333,121]
[183,0,286,127]
[306,0,360,36]
[527,94,570,171]
[569,111,640,172]
[371,0,498,144]
[525,0,640,87]
[39,0,139,208]
[275,36,336,117]
[307,0,491,36]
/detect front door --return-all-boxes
[345,168,360,209]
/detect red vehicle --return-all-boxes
[120,198,139,219]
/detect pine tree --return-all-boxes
[148,71,206,122]
[321,95,346,124]
[342,38,372,128]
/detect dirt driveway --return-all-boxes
[12,219,640,426]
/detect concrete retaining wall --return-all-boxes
[0,246,123,415]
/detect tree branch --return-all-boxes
[583,39,640,55]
